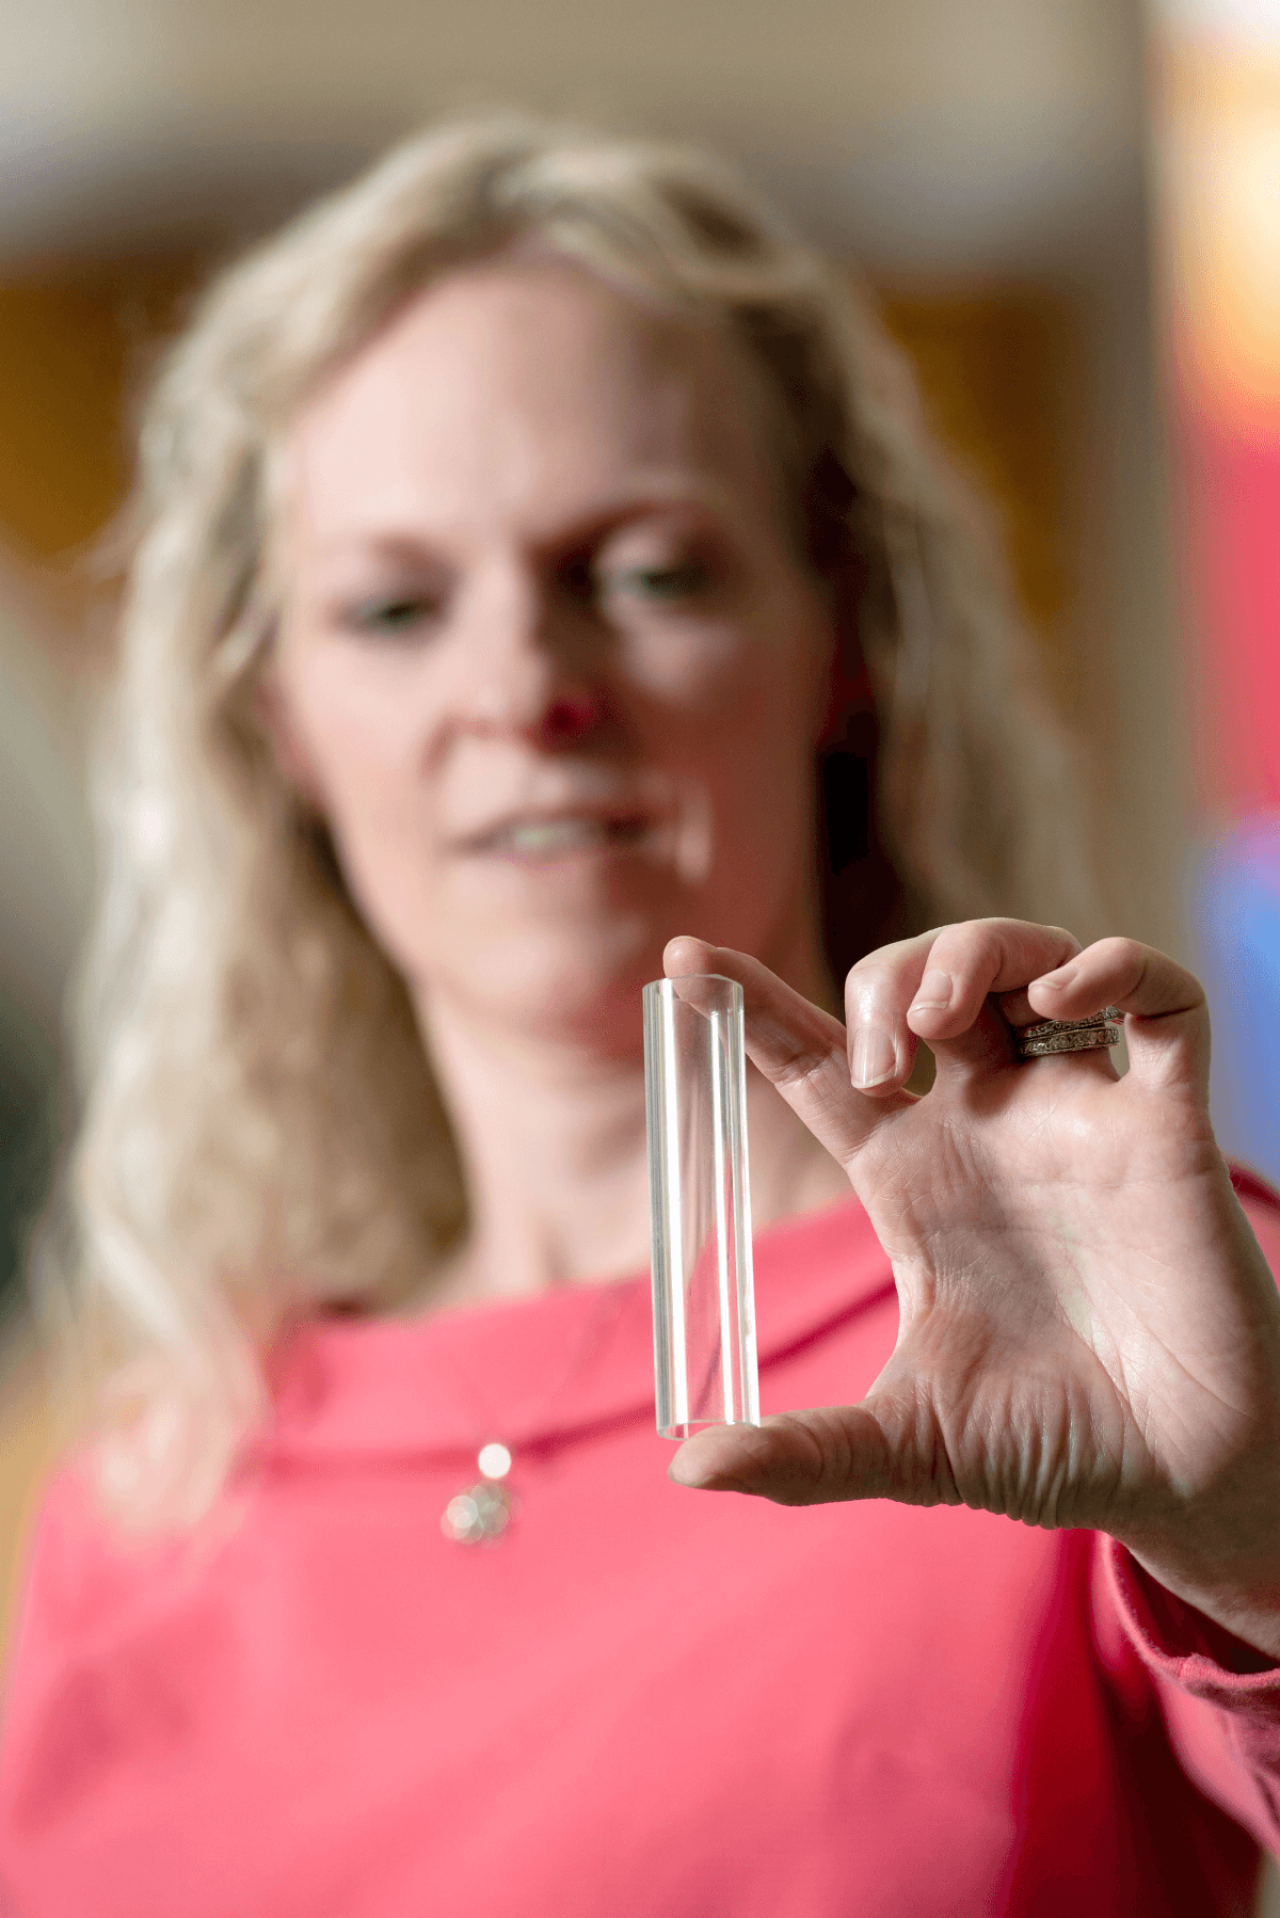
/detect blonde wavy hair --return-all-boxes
[57,113,1096,1525]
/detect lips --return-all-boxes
[454,811,652,861]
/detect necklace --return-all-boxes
[438,1278,635,1547]
[441,1440,519,1546]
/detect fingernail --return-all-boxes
[1039,963,1078,990]
[851,1026,897,1089]
[909,968,952,1013]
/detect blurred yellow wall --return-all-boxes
[0,263,1078,651]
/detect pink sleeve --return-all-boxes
[1096,1539,1280,1849]
[1091,1179,1280,1852]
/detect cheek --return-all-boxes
[281,645,428,815]
[623,629,823,920]
[618,621,743,709]
[272,645,452,964]
[621,605,828,788]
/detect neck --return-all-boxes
[415,913,849,1311]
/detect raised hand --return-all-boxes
[665,920,1280,1658]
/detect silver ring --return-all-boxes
[1019,1007,1122,1043]
[1015,1007,1123,1062]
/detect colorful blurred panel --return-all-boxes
[1152,4,1280,1182]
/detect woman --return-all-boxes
[3,114,1280,1915]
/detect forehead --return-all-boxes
[284,258,781,545]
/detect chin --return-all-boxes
[442,913,673,1053]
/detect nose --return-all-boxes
[539,689,602,747]
[456,562,605,750]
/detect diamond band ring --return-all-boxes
[1015,1008,1123,1062]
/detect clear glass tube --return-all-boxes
[642,974,760,1439]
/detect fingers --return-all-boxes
[663,936,908,1164]
[666,923,1212,1119]
[846,919,1081,1088]
[1019,935,1210,1094]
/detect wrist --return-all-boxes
[1120,1522,1280,1666]
[1110,1539,1280,1673]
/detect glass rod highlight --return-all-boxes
[643,974,760,1439]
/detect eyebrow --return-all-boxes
[301,475,745,566]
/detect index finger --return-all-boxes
[663,937,911,1164]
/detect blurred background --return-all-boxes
[0,0,1276,1792]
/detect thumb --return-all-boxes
[668,1404,897,1506]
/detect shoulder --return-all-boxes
[0,1459,243,1841]
[2,1460,177,1696]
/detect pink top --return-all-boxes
[3,1187,1280,1916]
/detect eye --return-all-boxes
[621,561,711,600]
[342,591,445,638]
[602,558,715,607]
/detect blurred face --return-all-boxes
[271,259,834,1052]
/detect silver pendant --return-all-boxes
[441,1442,516,1546]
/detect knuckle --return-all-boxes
[1095,935,1146,979]
[929,919,998,975]
[845,933,920,982]
[842,958,899,1017]
[770,1039,846,1098]
[842,954,882,988]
